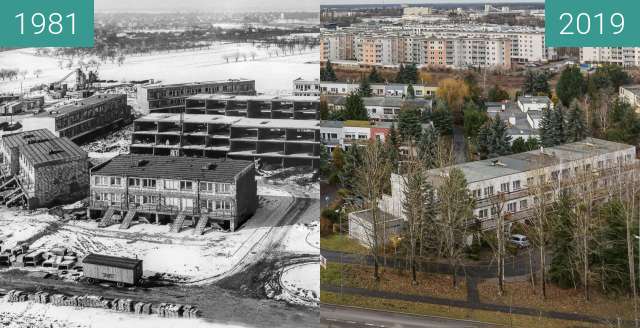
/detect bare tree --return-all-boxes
[486,192,508,295]
[435,167,475,288]
[526,167,553,299]
[354,140,392,281]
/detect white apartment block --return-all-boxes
[620,85,640,111]
[321,82,437,98]
[580,47,640,67]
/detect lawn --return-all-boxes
[320,233,368,254]
[321,262,468,301]
[322,291,606,328]
[478,279,636,322]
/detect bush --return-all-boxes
[320,217,333,237]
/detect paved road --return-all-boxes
[321,304,499,328]
[452,126,467,164]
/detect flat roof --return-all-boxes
[83,253,141,270]
[426,138,635,184]
[518,96,551,104]
[187,94,319,102]
[20,137,87,167]
[136,114,320,130]
[142,79,254,90]
[2,129,57,150]
[36,94,125,118]
[92,154,253,183]
[321,120,344,128]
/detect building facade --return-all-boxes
[321,82,437,98]
[184,94,319,120]
[136,79,256,113]
[130,114,320,169]
[293,78,321,97]
[88,155,257,232]
[21,94,130,141]
[1,129,89,209]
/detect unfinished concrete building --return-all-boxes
[88,154,257,232]
[185,94,319,120]
[21,94,130,141]
[0,129,89,209]
[137,79,256,113]
[130,114,320,169]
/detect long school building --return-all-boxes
[21,94,130,141]
[88,155,257,232]
[136,79,256,113]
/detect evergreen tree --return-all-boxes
[431,102,453,135]
[511,137,527,153]
[539,106,555,147]
[463,102,487,140]
[407,84,415,99]
[566,100,587,142]
[385,123,400,170]
[556,65,585,106]
[398,106,422,141]
[396,64,406,83]
[368,67,383,83]
[405,63,418,84]
[551,104,567,145]
[321,60,337,82]
[359,77,373,97]
[549,191,578,289]
[340,145,361,192]
[525,137,540,151]
[344,93,368,120]
[477,114,512,159]
[320,99,329,120]
[417,127,438,169]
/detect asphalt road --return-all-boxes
[321,304,500,328]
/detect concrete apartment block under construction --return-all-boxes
[130,113,320,169]
[185,94,319,120]
[88,155,257,232]
[0,129,89,209]
[136,79,256,113]
[21,94,129,141]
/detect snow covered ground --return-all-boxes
[0,300,244,328]
[279,262,319,306]
[0,182,318,282]
[0,44,319,95]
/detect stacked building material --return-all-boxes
[112,298,134,312]
[5,290,28,302]
[49,294,67,306]
[77,295,104,307]
[133,302,152,315]
[182,304,200,318]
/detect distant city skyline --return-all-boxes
[95,0,319,12]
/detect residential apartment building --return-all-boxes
[354,139,637,244]
[320,32,356,62]
[21,94,130,141]
[0,129,89,209]
[136,79,256,113]
[321,82,438,98]
[184,94,319,120]
[130,114,320,169]
[322,24,555,69]
[325,95,432,122]
[580,47,640,67]
[88,155,257,232]
[293,78,321,97]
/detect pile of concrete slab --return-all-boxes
[5,289,200,318]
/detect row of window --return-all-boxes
[477,199,529,219]
[93,176,232,193]
[94,192,232,211]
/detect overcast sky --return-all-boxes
[95,0,319,12]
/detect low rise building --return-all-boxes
[21,94,129,141]
[325,95,431,122]
[136,79,256,113]
[88,155,257,232]
[321,82,438,98]
[486,96,551,143]
[0,129,89,209]
[349,138,638,246]
[130,114,320,169]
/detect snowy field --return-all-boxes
[0,44,319,95]
[0,300,244,328]
[280,262,320,305]
[0,183,317,281]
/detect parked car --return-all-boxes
[510,234,530,248]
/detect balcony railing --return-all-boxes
[89,200,235,217]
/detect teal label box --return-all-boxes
[0,0,94,47]
[546,0,639,47]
